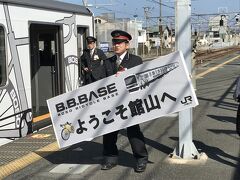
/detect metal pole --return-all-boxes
[145,8,147,58]
[134,15,138,55]
[82,0,88,6]
[173,0,199,159]
[143,7,150,58]
[159,0,162,56]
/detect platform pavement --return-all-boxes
[1,53,240,180]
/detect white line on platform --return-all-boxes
[50,164,91,174]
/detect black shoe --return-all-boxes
[134,162,147,173]
[101,162,117,170]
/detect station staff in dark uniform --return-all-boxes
[101,30,148,173]
[234,76,240,136]
[80,36,107,85]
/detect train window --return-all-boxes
[124,75,139,93]
[0,26,7,86]
[125,75,137,85]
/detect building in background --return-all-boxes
[94,13,146,56]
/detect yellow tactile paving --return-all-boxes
[0,142,59,179]
[32,113,50,123]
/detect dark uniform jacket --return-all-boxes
[102,51,148,163]
[234,76,240,136]
[81,48,107,84]
[234,76,240,102]
[104,52,142,76]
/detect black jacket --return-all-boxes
[104,52,142,76]
[81,48,107,80]
[234,76,240,102]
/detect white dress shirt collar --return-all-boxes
[117,51,127,61]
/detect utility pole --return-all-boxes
[82,0,88,6]
[159,0,162,56]
[143,7,151,39]
[143,7,150,57]
[81,0,113,47]
[173,0,200,159]
[134,14,138,55]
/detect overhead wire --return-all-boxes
[89,0,145,19]
[86,0,240,31]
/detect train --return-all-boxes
[0,0,94,138]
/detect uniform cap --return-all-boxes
[86,36,97,43]
[111,30,132,43]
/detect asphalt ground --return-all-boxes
[1,52,240,180]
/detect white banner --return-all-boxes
[47,51,198,148]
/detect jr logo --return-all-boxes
[181,96,192,105]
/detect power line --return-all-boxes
[146,0,174,9]
[84,0,146,19]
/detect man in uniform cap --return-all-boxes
[80,36,107,85]
[101,30,148,173]
[111,30,132,43]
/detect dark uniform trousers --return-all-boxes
[103,125,148,163]
[102,52,148,164]
[237,103,240,136]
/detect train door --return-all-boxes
[77,27,88,86]
[30,24,63,117]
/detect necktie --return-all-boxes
[116,56,121,68]
[90,49,94,57]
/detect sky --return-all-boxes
[60,0,240,28]
[61,0,240,17]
